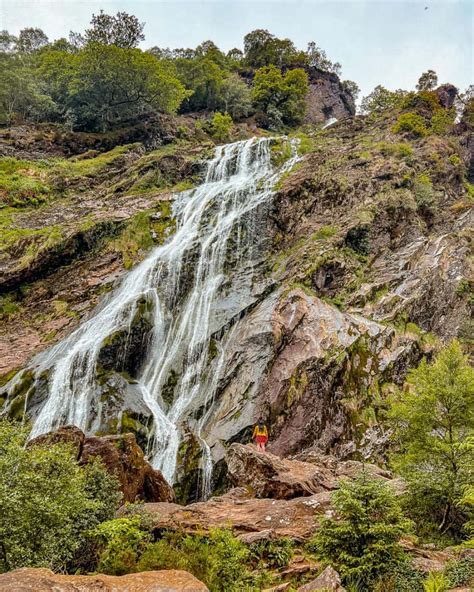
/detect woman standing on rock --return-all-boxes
[253,419,268,452]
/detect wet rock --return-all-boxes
[226,443,336,499]
[97,296,154,378]
[0,568,209,591]
[298,566,345,591]
[142,487,332,541]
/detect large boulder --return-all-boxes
[30,426,174,503]
[298,566,346,591]
[226,443,336,499]
[0,568,209,591]
[141,487,332,541]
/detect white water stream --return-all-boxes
[4,136,299,491]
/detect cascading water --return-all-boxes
[3,136,299,493]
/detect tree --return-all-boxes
[39,44,190,130]
[308,474,411,586]
[210,112,233,142]
[0,30,17,53]
[243,29,303,69]
[252,65,309,128]
[417,69,438,91]
[341,79,360,101]
[218,74,252,119]
[16,28,49,53]
[82,10,145,48]
[389,341,474,539]
[175,56,225,112]
[306,41,339,73]
[0,420,121,572]
[360,85,408,115]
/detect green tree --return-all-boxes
[389,341,474,539]
[252,65,309,128]
[83,10,145,48]
[0,30,17,53]
[217,74,252,119]
[360,85,408,115]
[0,420,121,572]
[16,28,49,53]
[39,44,189,130]
[341,79,360,101]
[417,70,438,92]
[210,112,233,142]
[175,55,225,112]
[308,473,412,587]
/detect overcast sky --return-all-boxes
[1,0,472,99]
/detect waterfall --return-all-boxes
[3,136,299,491]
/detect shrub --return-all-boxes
[210,112,233,142]
[250,537,294,569]
[0,419,121,573]
[93,515,151,575]
[392,113,428,138]
[307,473,412,587]
[445,556,474,587]
[137,528,258,592]
[413,174,439,215]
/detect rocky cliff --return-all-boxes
[0,92,472,504]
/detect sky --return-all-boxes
[1,0,472,99]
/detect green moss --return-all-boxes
[286,368,308,407]
[54,143,141,180]
[270,138,293,167]
[310,225,338,240]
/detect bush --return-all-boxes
[210,112,233,142]
[0,419,121,573]
[445,556,474,587]
[250,537,294,569]
[413,174,438,216]
[93,515,151,575]
[307,473,412,587]
[392,113,428,138]
[137,528,258,592]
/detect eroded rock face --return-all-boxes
[142,487,332,541]
[30,426,174,503]
[0,568,209,591]
[304,68,355,124]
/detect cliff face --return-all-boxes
[304,67,355,123]
[1,98,472,500]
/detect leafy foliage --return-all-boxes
[93,515,151,575]
[416,70,438,92]
[252,65,309,128]
[137,528,258,592]
[392,112,429,137]
[308,473,412,587]
[0,419,121,573]
[210,112,233,142]
[360,85,408,116]
[389,341,474,540]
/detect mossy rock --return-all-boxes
[173,432,203,505]
[97,296,154,377]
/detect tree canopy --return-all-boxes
[0,12,360,131]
